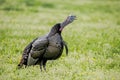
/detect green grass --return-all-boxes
[0,0,120,80]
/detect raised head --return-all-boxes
[48,15,76,36]
[59,15,76,31]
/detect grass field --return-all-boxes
[0,0,120,80]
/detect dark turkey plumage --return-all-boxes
[18,15,76,71]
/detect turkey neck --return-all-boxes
[48,23,61,37]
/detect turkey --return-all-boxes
[18,15,76,71]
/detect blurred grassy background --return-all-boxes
[0,0,120,80]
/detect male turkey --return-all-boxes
[18,15,76,71]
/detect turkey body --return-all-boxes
[44,33,63,59]
[18,24,68,71]
[18,15,76,71]
[27,33,64,66]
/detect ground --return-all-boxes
[0,0,120,80]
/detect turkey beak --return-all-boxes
[60,15,76,31]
